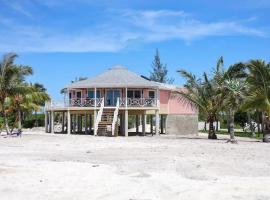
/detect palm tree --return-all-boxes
[177,70,223,139]
[0,53,32,133]
[223,79,246,143]
[178,57,246,139]
[244,60,270,142]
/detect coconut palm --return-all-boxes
[178,57,246,139]
[6,83,50,130]
[177,70,223,139]
[0,53,32,133]
[223,79,246,143]
[244,60,270,142]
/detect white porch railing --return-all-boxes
[45,97,158,110]
[69,98,103,107]
[119,98,157,107]
[111,98,120,136]
[94,98,104,135]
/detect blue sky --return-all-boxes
[0,0,269,99]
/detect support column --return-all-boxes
[155,110,160,135]
[150,115,153,135]
[84,113,87,134]
[125,110,128,137]
[51,111,54,134]
[67,110,71,134]
[94,110,97,136]
[136,115,139,134]
[161,115,164,134]
[45,111,48,133]
[142,113,146,136]
[48,112,51,133]
[62,112,65,133]
[73,114,76,134]
[89,114,92,134]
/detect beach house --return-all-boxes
[45,66,197,136]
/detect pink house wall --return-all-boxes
[159,89,197,115]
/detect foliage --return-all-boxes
[149,49,174,83]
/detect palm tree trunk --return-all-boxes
[208,117,217,139]
[247,112,255,137]
[3,112,10,135]
[228,109,237,143]
[18,110,22,130]
[35,111,38,127]
[204,121,207,131]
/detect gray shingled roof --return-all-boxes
[66,65,160,89]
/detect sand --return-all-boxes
[0,132,270,200]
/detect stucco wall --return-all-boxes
[166,114,198,135]
[159,90,197,115]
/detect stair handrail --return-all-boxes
[111,98,120,136]
[94,97,104,135]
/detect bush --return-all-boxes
[23,114,45,128]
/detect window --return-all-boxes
[134,91,141,98]
[76,91,82,98]
[127,90,142,98]
[88,91,94,98]
[127,91,133,98]
[149,91,155,99]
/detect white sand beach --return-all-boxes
[0,132,269,200]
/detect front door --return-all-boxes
[106,89,120,106]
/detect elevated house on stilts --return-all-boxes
[45,66,197,136]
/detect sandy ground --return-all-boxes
[0,132,270,200]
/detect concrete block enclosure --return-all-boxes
[45,66,198,136]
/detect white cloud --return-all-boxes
[0,8,267,52]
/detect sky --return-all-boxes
[0,0,270,99]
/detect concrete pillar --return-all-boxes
[142,113,146,136]
[72,114,76,134]
[89,114,92,134]
[125,110,128,137]
[155,110,160,135]
[94,110,97,136]
[161,115,164,134]
[84,113,87,134]
[136,115,139,134]
[150,115,153,135]
[45,112,48,133]
[67,110,71,134]
[62,112,65,133]
[51,111,54,134]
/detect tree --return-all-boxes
[0,53,33,134]
[244,60,270,142]
[223,79,246,143]
[150,49,173,83]
[178,57,246,140]
[177,70,223,139]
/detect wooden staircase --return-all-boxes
[97,109,118,136]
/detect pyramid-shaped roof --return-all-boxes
[66,65,160,89]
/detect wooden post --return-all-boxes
[45,112,47,133]
[84,113,87,134]
[67,110,71,134]
[94,88,97,108]
[94,110,97,136]
[51,111,54,134]
[161,115,164,134]
[90,114,92,134]
[150,115,153,135]
[125,87,128,108]
[62,112,65,133]
[142,113,146,136]
[125,110,128,137]
[155,110,160,135]
[136,115,139,134]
